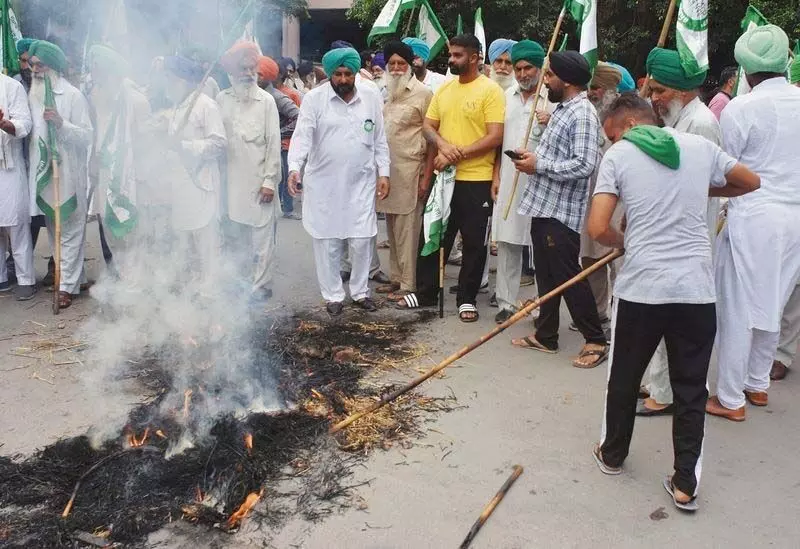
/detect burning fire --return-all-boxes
[183,389,193,419]
[244,433,253,455]
[225,490,263,530]
[125,427,150,448]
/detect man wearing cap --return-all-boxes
[217,42,281,302]
[707,25,800,421]
[490,39,550,324]
[374,41,434,302]
[637,47,720,416]
[487,38,517,92]
[510,50,608,368]
[27,41,93,309]
[87,45,151,277]
[287,47,390,316]
[161,55,226,289]
[403,37,447,94]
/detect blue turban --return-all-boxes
[402,37,430,63]
[164,56,204,83]
[372,52,386,70]
[608,62,635,92]
[322,47,361,76]
[488,38,517,63]
[16,38,35,55]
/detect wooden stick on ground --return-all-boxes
[51,158,62,316]
[639,0,679,98]
[329,248,624,434]
[502,6,567,220]
[459,465,524,549]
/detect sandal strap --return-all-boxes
[404,293,419,308]
[458,304,477,313]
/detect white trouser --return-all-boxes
[495,242,524,312]
[776,282,800,366]
[482,243,490,287]
[177,222,220,291]
[715,234,779,409]
[229,220,277,292]
[0,223,35,285]
[46,210,88,294]
[342,235,381,277]
[315,237,371,302]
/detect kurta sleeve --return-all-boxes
[287,95,316,173]
[59,90,93,148]
[261,97,282,191]
[372,97,390,178]
[6,78,31,139]
[180,101,227,160]
[719,108,746,160]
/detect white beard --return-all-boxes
[29,75,48,107]
[490,67,515,91]
[373,75,386,90]
[386,71,413,101]
[592,90,620,118]
[232,80,257,101]
[660,99,684,128]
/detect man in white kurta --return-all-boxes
[0,73,34,300]
[218,42,282,300]
[287,47,390,315]
[491,40,550,324]
[28,41,93,308]
[707,25,800,420]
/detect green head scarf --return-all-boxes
[16,38,35,55]
[622,125,680,170]
[790,56,800,85]
[89,44,130,77]
[646,48,706,91]
[735,24,790,75]
[29,40,67,73]
[511,40,545,68]
[322,47,361,77]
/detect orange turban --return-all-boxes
[220,40,260,73]
[257,55,279,82]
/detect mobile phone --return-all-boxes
[504,150,523,161]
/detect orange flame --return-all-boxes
[125,427,150,448]
[244,433,253,455]
[225,490,263,530]
[183,389,193,419]
[195,486,204,503]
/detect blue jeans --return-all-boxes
[279,149,293,213]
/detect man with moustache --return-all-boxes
[374,41,434,301]
[217,42,282,302]
[27,41,93,309]
[510,51,608,368]
[287,47,390,316]
[487,38,517,92]
[402,37,447,94]
[15,38,33,92]
[490,39,549,324]
[637,47,718,416]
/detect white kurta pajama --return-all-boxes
[491,84,552,313]
[0,75,34,286]
[645,97,723,405]
[715,78,800,409]
[28,75,93,295]
[217,85,282,293]
[288,83,390,303]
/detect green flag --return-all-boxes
[676,0,709,78]
[415,0,447,60]
[1,0,21,75]
[368,0,419,45]
[456,14,463,35]
[421,167,455,256]
[558,33,569,52]
[733,5,769,97]
[100,97,138,238]
[474,8,486,61]
[564,0,597,69]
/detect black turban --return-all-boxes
[549,51,592,86]
[383,40,415,66]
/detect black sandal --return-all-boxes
[326,302,344,316]
[354,297,378,312]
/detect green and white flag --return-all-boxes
[368,0,418,45]
[415,0,447,60]
[421,167,455,256]
[456,14,463,35]
[99,96,138,238]
[734,5,769,97]
[676,0,709,78]
[474,7,486,61]
[0,0,22,75]
[565,0,597,69]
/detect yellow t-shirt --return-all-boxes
[426,75,506,181]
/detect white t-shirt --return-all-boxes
[422,70,447,94]
[594,128,736,305]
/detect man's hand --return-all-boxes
[288,171,302,196]
[434,153,451,172]
[417,173,430,200]
[0,109,14,136]
[43,108,63,129]
[512,149,537,175]
[490,176,500,202]
[438,141,463,164]
[377,176,390,200]
[258,187,275,204]
[536,110,551,126]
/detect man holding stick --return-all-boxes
[510,51,608,368]
[588,94,759,511]
[707,25,800,420]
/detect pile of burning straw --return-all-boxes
[0,310,457,548]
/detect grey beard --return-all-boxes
[593,90,620,118]
[29,75,47,106]
[660,99,684,128]
[387,71,412,101]
[232,80,257,100]
[490,67,515,91]
[517,76,539,92]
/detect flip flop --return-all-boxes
[395,293,435,310]
[387,290,411,301]
[572,345,610,369]
[511,335,558,354]
[592,443,622,475]
[663,476,699,512]
[458,304,479,323]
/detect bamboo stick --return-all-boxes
[639,0,679,98]
[52,159,61,315]
[329,249,624,434]
[459,465,524,549]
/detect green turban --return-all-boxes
[511,40,545,68]
[790,56,800,85]
[646,47,706,90]
[29,40,67,73]
[16,38,35,55]
[89,44,130,76]
[735,24,790,75]
[322,47,360,77]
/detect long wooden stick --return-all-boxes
[460,465,524,549]
[330,248,624,434]
[639,0,679,98]
[502,6,566,221]
[438,246,445,319]
[52,159,62,316]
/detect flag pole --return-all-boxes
[438,175,445,319]
[51,159,62,315]
[639,0,678,97]
[502,6,566,220]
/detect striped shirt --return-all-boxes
[517,91,601,232]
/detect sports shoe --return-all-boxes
[15,285,36,301]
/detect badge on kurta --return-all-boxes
[363,119,375,132]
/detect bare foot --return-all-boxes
[642,397,670,411]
